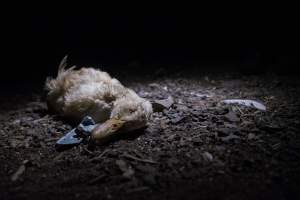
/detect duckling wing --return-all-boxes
[62,83,113,123]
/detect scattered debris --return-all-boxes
[148,83,160,89]
[122,153,157,164]
[11,160,29,182]
[272,143,281,150]
[222,99,266,111]
[10,139,22,148]
[202,152,213,162]
[88,174,107,185]
[1,73,299,200]
[116,159,135,178]
[171,116,185,124]
[221,134,240,142]
[190,92,212,99]
[152,96,174,112]
[247,133,256,140]
[53,152,65,162]
[217,127,232,137]
[224,111,240,122]
[89,150,109,162]
[255,117,283,132]
[126,186,150,194]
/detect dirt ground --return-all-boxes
[1,70,300,200]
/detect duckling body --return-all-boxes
[45,57,152,141]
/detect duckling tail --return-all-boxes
[58,55,68,75]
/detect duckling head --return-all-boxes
[90,89,153,144]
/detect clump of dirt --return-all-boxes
[1,72,300,200]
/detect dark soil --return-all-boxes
[1,71,300,200]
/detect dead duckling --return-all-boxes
[45,56,153,144]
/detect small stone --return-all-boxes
[116,159,135,178]
[11,119,21,125]
[152,96,174,112]
[247,133,256,140]
[224,111,240,122]
[175,104,188,112]
[10,139,22,148]
[221,134,240,142]
[217,127,231,137]
[192,138,202,145]
[203,152,213,162]
[148,83,160,89]
[171,116,185,124]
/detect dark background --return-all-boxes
[1,13,299,84]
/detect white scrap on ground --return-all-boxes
[222,99,266,111]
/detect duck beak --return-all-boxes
[90,118,125,144]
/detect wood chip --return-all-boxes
[11,160,29,182]
[89,150,109,162]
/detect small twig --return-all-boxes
[11,160,29,182]
[82,147,94,155]
[11,165,26,182]
[122,153,157,164]
[53,152,65,162]
[126,186,150,194]
[272,143,281,150]
[44,138,61,142]
[235,105,244,115]
[89,150,109,162]
[88,174,106,185]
